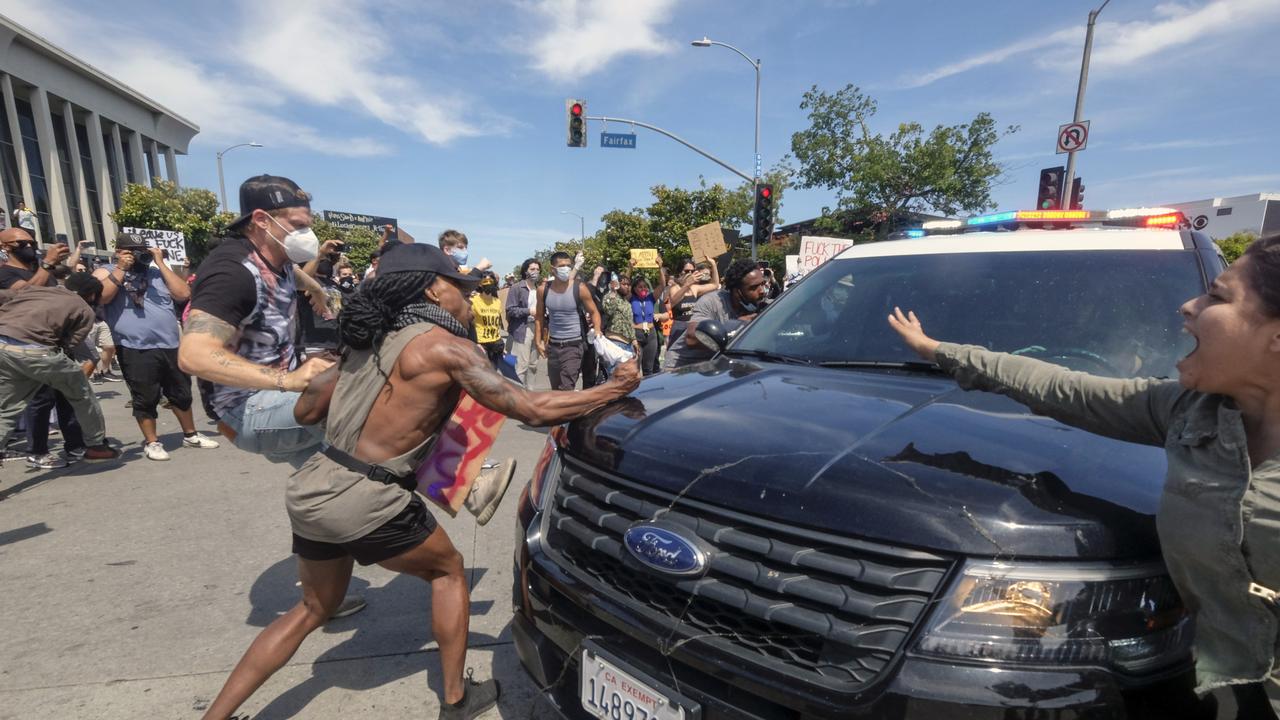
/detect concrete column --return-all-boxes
[86,112,117,240]
[128,129,147,188]
[163,146,179,186]
[62,100,96,245]
[146,137,160,185]
[109,122,127,197]
[1,74,37,240]
[29,87,71,240]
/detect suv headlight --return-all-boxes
[914,561,1192,674]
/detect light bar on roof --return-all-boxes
[1143,213,1182,227]
[922,219,963,230]
[905,229,926,238]
[967,211,1018,225]
[1017,210,1091,221]
[1107,207,1178,219]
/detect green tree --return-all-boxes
[1215,231,1256,264]
[111,180,235,268]
[311,219,381,273]
[790,84,1016,238]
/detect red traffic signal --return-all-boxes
[571,103,583,116]
[759,186,771,199]
[566,98,587,148]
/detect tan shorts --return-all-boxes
[91,321,115,349]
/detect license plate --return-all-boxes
[580,649,685,720]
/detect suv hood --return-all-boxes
[564,357,1165,560]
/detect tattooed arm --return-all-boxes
[178,309,333,392]
[417,334,640,426]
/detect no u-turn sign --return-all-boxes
[1057,121,1090,154]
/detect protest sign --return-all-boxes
[322,210,399,240]
[785,254,800,277]
[799,236,854,272]
[121,227,188,269]
[687,221,728,262]
[630,248,660,269]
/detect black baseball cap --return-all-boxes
[227,175,312,232]
[114,233,147,250]
[377,243,479,287]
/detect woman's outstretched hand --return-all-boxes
[888,307,941,362]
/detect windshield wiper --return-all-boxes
[725,348,813,365]
[818,360,947,374]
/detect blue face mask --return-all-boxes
[449,248,469,266]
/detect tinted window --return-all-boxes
[734,250,1204,379]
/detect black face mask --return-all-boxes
[337,277,356,292]
[12,243,37,265]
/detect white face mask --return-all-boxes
[554,266,572,282]
[267,215,319,263]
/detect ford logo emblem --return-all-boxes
[623,522,709,577]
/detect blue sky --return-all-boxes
[10,0,1280,272]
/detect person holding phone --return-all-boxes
[94,234,221,461]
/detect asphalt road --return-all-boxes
[0,370,558,720]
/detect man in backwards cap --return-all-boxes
[178,175,333,466]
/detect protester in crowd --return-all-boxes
[504,258,541,386]
[534,252,602,391]
[178,175,336,466]
[0,227,68,290]
[498,274,514,351]
[336,262,358,296]
[666,256,721,350]
[630,275,664,375]
[599,271,638,380]
[12,201,35,233]
[664,259,768,370]
[0,272,120,465]
[364,248,382,281]
[88,308,121,383]
[199,243,640,720]
[437,229,492,276]
[887,233,1280,716]
[296,239,345,357]
[0,228,92,467]
[94,234,220,461]
[580,265,610,388]
[471,271,504,370]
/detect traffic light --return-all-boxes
[1036,166,1065,210]
[566,98,586,148]
[752,183,774,244]
[1069,177,1084,210]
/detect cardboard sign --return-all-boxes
[415,391,508,515]
[630,248,660,269]
[687,221,728,263]
[121,226,188,269]
[799,236,854,272]
[785,254,800,277]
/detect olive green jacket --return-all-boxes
[936,342,1280,692]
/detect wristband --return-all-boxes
[40,261,57,272]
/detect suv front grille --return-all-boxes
[543,457,954,693]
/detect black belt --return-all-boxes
[548,338,582,347]
[321,444,414,491]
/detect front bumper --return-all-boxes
[514,504,1211,720]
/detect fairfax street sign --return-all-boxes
[601,132,637,149]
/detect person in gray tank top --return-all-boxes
[533,251,602,390]
[202,243,640,720]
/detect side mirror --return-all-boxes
[693,320,729,353]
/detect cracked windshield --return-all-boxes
[0,2,1276,720]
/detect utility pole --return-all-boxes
[1062,0,1109,208]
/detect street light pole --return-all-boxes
[560,210,585,244]
[1061,0,1108,208]
[692,36,762,258]
[216,142,263,212]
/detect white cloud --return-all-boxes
[897,0,1280,89]
[1118,137,1254,152]
[0,2,391,157]
[236,0,512,144]
[525,0,678,81]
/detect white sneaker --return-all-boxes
[144,442,171,461]
[182,433,220,449]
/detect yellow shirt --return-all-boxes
[471,293,503,344]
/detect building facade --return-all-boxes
[0,14,198,250]
[1166,193,1280,239]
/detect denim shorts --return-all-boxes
[220,390,324,467]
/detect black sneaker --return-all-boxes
[439,671,500,720]
[99,372,124,383]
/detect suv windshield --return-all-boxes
[732,249,1204,379]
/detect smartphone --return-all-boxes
[335,242,347,252]
[55,233,69,245]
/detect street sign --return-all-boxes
[1057,121,1090,154]
[601,132,637,149]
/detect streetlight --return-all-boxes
[1061,0,1109,208]
[560,210,585,244]
[216,142,263,213]
[692,36,762,259]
